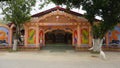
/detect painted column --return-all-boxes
[39,29,45,46]
[77,25,81,47]
[43,32,45,46]
[9,28,13,47]
[105,32,109,47]
[89,26,92,47]
[36,25,39,47]
[72,31,74,46]
[9,24,14,47]
[24,27,28,47]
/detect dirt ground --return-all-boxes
[0,50,119,68]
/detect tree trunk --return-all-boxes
[92,39,102,52]
[12,25,20,51]
[12,39,18,51]
[89,39,102,52]
[89,38,106,59]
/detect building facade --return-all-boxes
[0,7,120,50]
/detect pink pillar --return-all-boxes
[89,26,92,47]
[39,29,45,46]
[72,31,74,46]
[42,32,45,46]
[77,25,81,47]
[24,27,28,47]
[80,26,81,46]
[9,28,13,47]
[36,25,39,47]
[106,33,109,47]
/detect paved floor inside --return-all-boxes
[0,50,119,68]
[42,44,74,52]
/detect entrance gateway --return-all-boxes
[23,6,92,49]
[0,6,120,50]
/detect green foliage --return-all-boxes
[0,0,36,25]
[51,0,83,9]
[0,0,9,1]
[40,0,83,10]
[0,0,36,39]
[83,0,120,38]
[39,0,51,9]
[49,0,120,39]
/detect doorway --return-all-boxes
[45,29,72,44]
[44,29,73,51]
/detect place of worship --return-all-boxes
[0,6,119,50]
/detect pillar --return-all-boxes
[9,28,13,47]
[39,29,45,46]
[24,27,28,47]
[89,26,92,47]
[43,31,45,46]
[72,31,74,46]
[105,32,109,47]
[36,25,39,47]
[77,25,81,47]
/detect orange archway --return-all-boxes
[24,6,91,48]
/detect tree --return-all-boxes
[0,0,9,1]
[42,0,120,57]
[82,0,120,54]
[0,0,36,51]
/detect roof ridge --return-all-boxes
[31,6,83,17]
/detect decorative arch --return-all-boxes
[0,23,10,45]
[44,28,73,44]
[44,27,73,34]
[0,24,9,29]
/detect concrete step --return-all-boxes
[42,44,73,50]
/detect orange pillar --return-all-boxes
[89,26,92,47]
[36,25,39,47]
[24,27,28,47]
[72,31,74,46]
[43,31,45,46]
[106,32,109,47]
[9,28,13,47]
[77,25,81,47]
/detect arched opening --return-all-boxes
[45,29,72,44]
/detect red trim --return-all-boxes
[32,6,83,17]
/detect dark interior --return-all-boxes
[45,30,72,44]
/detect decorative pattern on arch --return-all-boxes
[108,25,120,45]
[81,27,89,44]
[73,30,77,45]
[44,27,73,34]
[38,10,88,23]
[28,28,36,44]
[39,29,44,45]
[0,26,9,45]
